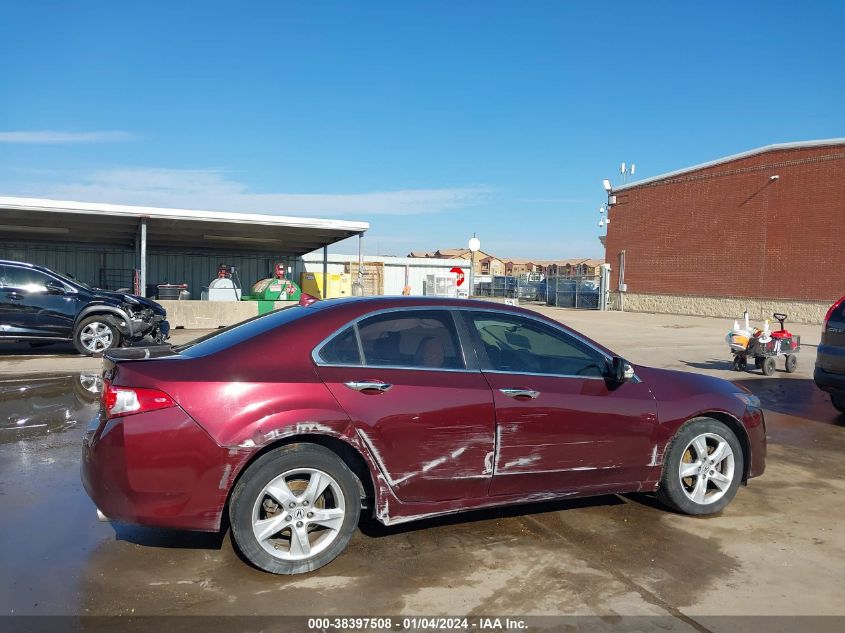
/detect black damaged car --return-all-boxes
[0,260,169,355]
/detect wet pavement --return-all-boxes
[1,311,844,623]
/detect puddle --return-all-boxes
[0,372,101,444]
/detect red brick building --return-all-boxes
[604,139,845,316]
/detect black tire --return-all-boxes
[762,357,776,376]
[832,394,845,415]
[657,417,745,516]
[785,354,797,373]
[755,357,764,369]
[72,316,121,356]
[229,443,361,575]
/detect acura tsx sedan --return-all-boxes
[82,296,766,574]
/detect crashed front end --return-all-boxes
[119,301,170,344]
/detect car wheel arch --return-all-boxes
[220,433,376,532]
[74,306,130,334]
[663,412,752,484]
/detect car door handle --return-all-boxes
[6,292,23,301]
[499,388,540,399]
[344,380,393,393]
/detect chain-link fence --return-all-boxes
[545,275,601,309]
[472,274,602,309]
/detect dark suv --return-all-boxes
[0,260,169,355]
[814,295,845,414]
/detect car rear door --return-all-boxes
[314,308,496,503]
[460,310,659,497]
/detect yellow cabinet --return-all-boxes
[300,272,352,299]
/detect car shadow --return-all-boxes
[0,337,162,357]
[680,358,737,371]
[732,376,844,425]
[357,494,626,538]
[0,341,82,356]
[111,521,227,550]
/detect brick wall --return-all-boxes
[604,143,845,302]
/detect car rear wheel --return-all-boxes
[73,316,121,355]
[832,394,845,414]
[657,418,744,515]
[229,443,360,575]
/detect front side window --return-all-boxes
[467,312,606,377]
[317,310,465,370]
[0,266,54,292]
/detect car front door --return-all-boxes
[0,265,78,338]
[461,310,658,497]
[314,308,496,503]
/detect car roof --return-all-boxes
[0,259,51,273]
[0,260,37,268]
[305,294,555,321]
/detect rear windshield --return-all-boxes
[174,305,309,357]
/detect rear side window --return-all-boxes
[317,310,465,370]
[317,326,362,365]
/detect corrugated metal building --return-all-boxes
[0,197,369,298]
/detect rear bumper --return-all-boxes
[81,407,240,532]
[814,366,845,396]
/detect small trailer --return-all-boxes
[730,312,800,376]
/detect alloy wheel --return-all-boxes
[678,432,735,505]
[79,322,114,353]
[251,468,346,561]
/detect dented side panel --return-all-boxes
[483,372,660,496]
[317,365,496,502]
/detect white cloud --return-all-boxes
[0,130,134,144]
[9,167,491,217]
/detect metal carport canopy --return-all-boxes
[0,196,369,255]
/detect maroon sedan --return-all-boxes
[82,297,765,574]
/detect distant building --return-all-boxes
[408,250,602,278]
[603,138,845,321]
[407,247,498,277]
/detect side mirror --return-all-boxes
[610,356,634,383]
[45,281,66,295]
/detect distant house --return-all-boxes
[408,249,604,278]
[408,248,499,277]
[501,258,542,276]
[478,255,505,276]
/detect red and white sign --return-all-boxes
[450,267,465,286]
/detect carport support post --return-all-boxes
[139,218,147,297]
[357,233,364,295]
[322,245,328,298]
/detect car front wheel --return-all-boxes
[832,394,845,414]
[73,316,121,355]
[657,418,744,515]
[229,444,361,574]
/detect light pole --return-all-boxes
[468,234,481,297]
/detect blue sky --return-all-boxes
[1,1,843,259]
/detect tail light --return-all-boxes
[102,379,176,418]
[823,296,845,333]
